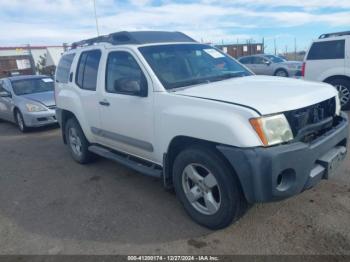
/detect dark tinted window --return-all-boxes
[106,51,147,95]
[239,57,252,64]
[307,40,345,60]
[56,53,75,83]
[75,50,101,91]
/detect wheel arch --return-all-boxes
[323,75,350,83]
[60,109,79,144]
[163,136,245,198]
[274,68,288,76]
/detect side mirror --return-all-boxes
[0,91,11,98]
[114,75,148,97]
[263,60,271,66]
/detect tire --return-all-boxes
[172,145,247,229]
[326,78,350,110]
[274,69,289,77]
[65,118,94,164]
[15,110,28,133]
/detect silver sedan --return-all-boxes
[0,75,57,132]
[238,54,302,78]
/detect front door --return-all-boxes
[0,80,14,121]
[98,50,155,162]
[252,57,272,75]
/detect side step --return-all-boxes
[88,145,162,178]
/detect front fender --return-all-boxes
[154,93,262,162]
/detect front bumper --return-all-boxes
[22,109,58,127]
[217,112,348,203]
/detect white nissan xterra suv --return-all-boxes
[55,31,348,229]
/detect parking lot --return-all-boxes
[0,119,349,255]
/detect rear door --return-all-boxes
[239,57,255,73]
[305,39,345,81]
[73,49,103,141]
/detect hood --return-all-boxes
[174,75,337,115]
[21,91,55,107]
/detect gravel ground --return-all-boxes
[0,119,349,255]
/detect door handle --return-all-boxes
[99,100,110,106]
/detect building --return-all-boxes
[216,43,264,58]
[0,45,66,78]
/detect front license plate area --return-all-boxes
[317,146,347,179]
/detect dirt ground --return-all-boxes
[0,120,349,255]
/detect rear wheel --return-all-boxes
[15,110,28,133]
[65,118,94,164]
[172,145,247,229]
[274,69,289,77]
[327,78,350,110]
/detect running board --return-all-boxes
[88,145,162,178]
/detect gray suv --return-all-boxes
[238,54,302,78]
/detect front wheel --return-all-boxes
[172,146,247,229]
[15,110,28,133]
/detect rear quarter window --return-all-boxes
[56,53,75,83]
[307,40,345,60]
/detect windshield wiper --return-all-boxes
[210,72,246,81]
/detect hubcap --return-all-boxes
[68,127,82,156]
[335,84,350,106]
[182,164,221,215]
[16,112,24,131]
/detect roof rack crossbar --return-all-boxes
[319,31,350,39]
[71,31,196,49]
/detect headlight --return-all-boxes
[250,114,293,146]
[26,103,47,112]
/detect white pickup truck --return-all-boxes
[55,31,348,229]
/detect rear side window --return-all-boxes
[239,57,252,64]
[56,53,75,83]
[307,40,345,60]
[75,50,101,91]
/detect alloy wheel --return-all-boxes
[335,84,350,106]
[16,112,24,131]
[276,70,287,77]
[68,127,83,157]
[182,163,221,215]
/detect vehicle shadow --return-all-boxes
[0,122,211,244]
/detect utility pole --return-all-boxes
[274,38,277,56]
[93,0,100,36]
[294,37,297,60]
[26,44,36,75]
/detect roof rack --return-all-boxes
[319,31,350,39]
[71,31,196,49]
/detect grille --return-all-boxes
[284,97,336,141]
[48,105,56,110]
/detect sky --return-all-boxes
[0,0,350,53]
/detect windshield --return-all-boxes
[11,77,54,95]
[265,55,286,63]
[139,44,252,90]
